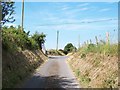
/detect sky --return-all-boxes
[5,2,118,50]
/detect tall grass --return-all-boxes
[78,32,118,55]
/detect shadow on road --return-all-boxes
[48,56,68,59]
[21,74,79,89]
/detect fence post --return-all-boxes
[87,40,89,45]
[95,36,98,45]
[90,39,92,44]
[106,32,110,45]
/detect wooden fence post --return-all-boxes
[90,39,92,44]
[106,32,110,45]
[95,36,98,45]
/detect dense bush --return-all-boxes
[2,26,46,51]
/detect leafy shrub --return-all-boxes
[87,44,96,52]
[2,26,46,51]
[2,26,18,51]
[32,32,46,49]
[75,69,80,77]
[80,75,91,85]
[27,38,39,50]
[81,53,86,58]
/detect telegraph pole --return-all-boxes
[21,0,24,31]
[106,32,110,45]
[56,30,59,50]
[78,35,80,49]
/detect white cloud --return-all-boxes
[99,8,111,12]
[77,3,89,7]
[59,3,90,17]
[79,7,89,11]
[61,6,70,10]
[61,7,68,10]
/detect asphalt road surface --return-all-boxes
[19,56,80,88]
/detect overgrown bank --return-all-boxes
[67,44,118,88]
[2,49,47,88]
[2,26,48,88]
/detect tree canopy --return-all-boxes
[32,32,46,49]
[2,26,46,51]
[1,1,15,25]
[64,43,77,54]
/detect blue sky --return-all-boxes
[5,2,118,50]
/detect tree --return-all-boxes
[32,32,46,49]
[1,1,15,25]
[64,43,76,54]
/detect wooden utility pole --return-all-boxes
[56,30,59,50]
[78,35,80,49]
[90,39,92,44]
[95,36,98,45]
[21,0,24,31]
[87,40,89,45]
[106,32,110,45]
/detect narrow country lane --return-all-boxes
[19,56,80,88]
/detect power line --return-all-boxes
[37,18,117,26]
